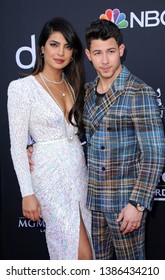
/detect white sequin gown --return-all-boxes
[7,75,92,260]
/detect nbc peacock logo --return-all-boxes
[100,8,128,28]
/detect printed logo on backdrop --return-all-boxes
[157,88,165,117]
[155,171,165,201]
[15,8,165,69]
[156,87,165,127]
[155,87,165,201]
[99,8,165,28]
[16,35,36,69]
[18,217,46,232]
[100,9,128,28]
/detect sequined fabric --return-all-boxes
[7,75,92,259]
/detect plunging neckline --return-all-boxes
[31,75,72,126]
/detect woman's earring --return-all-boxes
[40,52,44,57]
[70,57,73,62]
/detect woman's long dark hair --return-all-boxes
[33,17,85,138]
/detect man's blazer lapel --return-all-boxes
[86,88,124,138]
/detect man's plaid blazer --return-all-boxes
[83,66,165,213]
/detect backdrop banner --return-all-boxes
[1,0,165,259]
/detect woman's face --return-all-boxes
[41,31,73,71]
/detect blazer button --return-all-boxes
[102,167,106,171]
[107,127,112,131]
[101,146,105,150]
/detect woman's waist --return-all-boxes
[33,135,79,145]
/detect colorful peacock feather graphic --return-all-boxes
[100,8,128,28]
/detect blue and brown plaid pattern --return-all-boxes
[92,210,146,260]
[83,66,165,213]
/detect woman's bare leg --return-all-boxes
[78,213,93,260]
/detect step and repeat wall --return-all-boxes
[1,0,165,259]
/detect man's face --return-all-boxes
[85,38,125,83]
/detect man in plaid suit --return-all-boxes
[83,19,165,259]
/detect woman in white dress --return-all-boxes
[7,17,93,260]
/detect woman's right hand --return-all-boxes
[22,194,41,221]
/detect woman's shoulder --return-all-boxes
[8,76,35,96]
[8,75,34,89]
[7,75,35,103]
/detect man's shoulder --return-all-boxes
[85,77,97,90]
[126,72,156,96]
[84,81,94,90]
[84,77,98,97]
